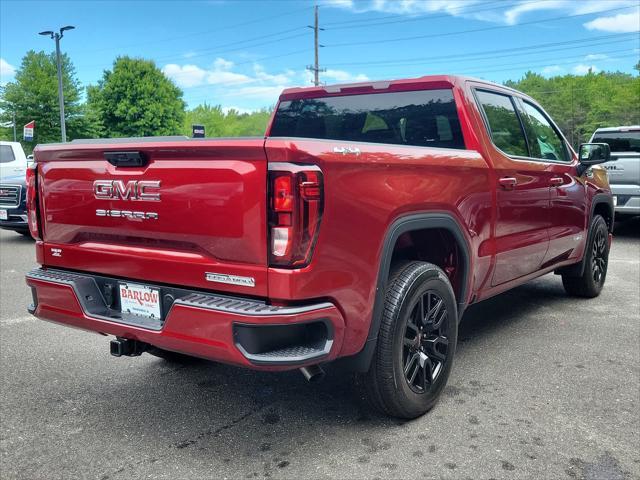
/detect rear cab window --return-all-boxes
[592,130,640,153]
[270,89,466,149]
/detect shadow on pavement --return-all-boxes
[613,216,639,238]
[0,231,34,244]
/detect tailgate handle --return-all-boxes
[104,151,148,167]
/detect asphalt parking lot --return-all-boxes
[0,219,638,480]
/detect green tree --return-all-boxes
[505,68,640,147]
[0,50,89,152]
[182,104,272,138]
[87,56,186,137]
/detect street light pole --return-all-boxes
[53,32,66,143]
[39,25,75,142]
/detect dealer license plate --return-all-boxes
[119,282,161,319]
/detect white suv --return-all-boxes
[0,141,30,236]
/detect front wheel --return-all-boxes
[361,261,458,419]
[562,215,610,298]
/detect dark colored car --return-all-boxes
[25,75,614,418]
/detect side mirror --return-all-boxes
[577,143,612,175]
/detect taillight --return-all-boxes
[268,163,323,268]
[26,163,41,240]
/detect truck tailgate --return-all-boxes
[35,138,268,296]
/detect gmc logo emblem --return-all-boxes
[93,180,161,201]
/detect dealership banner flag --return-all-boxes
[24,121,35,141]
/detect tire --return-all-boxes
[361,261,458,419]
[562,215,610,298]
[18,230,32,238]
[146,346,197,363]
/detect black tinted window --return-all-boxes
[592,131,640,153]
[476,90,528,157]
[0,145,16,163]
[270,89,465,149]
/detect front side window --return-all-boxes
[270,89,466,149]
[475,90,528,157]
[519,101,569,162]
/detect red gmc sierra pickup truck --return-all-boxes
[26,75,614,418]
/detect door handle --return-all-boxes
[498,177,517,190]
[550,177,564,187]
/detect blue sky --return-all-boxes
[1,0,639,111]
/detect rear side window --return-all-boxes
[270,89,465,149]
[475,90,528,157]
[592,131,640,153]
[0,145,16,163]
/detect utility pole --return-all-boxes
[12,111,16,142]
[307,5,325,86]
[39,25,75,142]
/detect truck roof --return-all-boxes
[594,126,640,133]
[279,74,509,100]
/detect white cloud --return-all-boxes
[572,64,599,75]
[213,57,234,70]
[584,8,640,33]
[541,65,564,76]
[584,53,609,61]
[0,58,16,84]
[162,59,253,88]
[226,85,286,101]
[184,51,197,59]
[164,56,372,109]
[323,69,370,83]
[324,0,640,27]
[162,64,207,87]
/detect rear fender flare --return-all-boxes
[347,212,471,371]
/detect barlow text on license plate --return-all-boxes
[119,283,161,319]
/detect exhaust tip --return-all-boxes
[300,364,325,383]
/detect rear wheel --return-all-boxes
[562,214,609,298]
[361,261,458,419]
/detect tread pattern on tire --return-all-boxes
[362,261,456,419]
[562,215,609,298]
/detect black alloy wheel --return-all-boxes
[403,291,449,394]
[591,227,607,284]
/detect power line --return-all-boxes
[324,32,639,68]
[327,0,540,30]
[324,5,637,48]
[78,31,311,69]
[325,38,639,73]
[321,0,508,26]
[180,48,638,104]
[452,50,638,76]
[74,5,313,54]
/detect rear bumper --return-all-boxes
[26,268,345,370]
